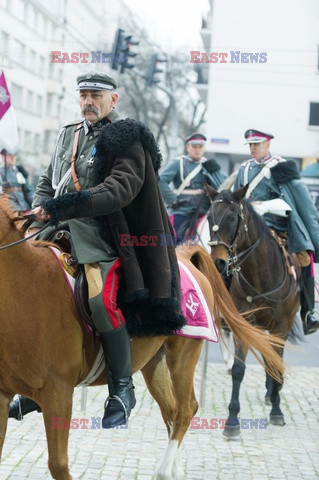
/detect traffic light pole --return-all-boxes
[156,84,179,161]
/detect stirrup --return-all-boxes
[104,395,128,423]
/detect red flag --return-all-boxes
[0,69,19,153]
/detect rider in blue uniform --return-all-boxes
[159,133,227,244]
[234,129,319,335]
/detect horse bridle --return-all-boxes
[207,198,293,303]
[208,199,259,276]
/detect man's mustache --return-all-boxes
[81,106,101,117]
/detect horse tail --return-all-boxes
[181,245,285,382]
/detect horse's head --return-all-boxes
[205,184,249,274]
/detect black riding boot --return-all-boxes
[9,396,41,420]
[100,324,136,429]
[300,266,319,335]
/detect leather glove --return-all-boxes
[2,181,11,191]
[170,199,188,209]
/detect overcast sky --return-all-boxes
[125,0,210,50]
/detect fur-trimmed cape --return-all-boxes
[271,160,300,183]
[44,118,186,338]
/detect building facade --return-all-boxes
[196,0,319,173]
[0,0,123,183]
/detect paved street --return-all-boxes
[1,360,318,479]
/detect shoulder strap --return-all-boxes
[175,160,203,196]
[70,123,83,192]
[245,157,279,198]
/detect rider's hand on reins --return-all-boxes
[32,206,51,222]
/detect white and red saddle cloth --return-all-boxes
[49,247,218,343]
[177,260,219,342]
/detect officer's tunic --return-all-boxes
[33,117,117,264]
[234,154,319,260]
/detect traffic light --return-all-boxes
[120,34,139,73]
[145,54,166,87]
[110,28,139,73]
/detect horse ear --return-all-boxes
[205,182,219,200]
[232,184,249,201]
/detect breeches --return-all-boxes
[84,259,125,333]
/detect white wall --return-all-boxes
[204,0,319,158]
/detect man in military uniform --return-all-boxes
[8,71,185,426]
[234,129,319,335]
[159,133,227,244]
[0,150,34,213]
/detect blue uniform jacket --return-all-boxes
[234,157,319,261]
[159,156,227,216]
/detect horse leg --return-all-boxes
[141,346,176,438]
[220,329,234,374]
[0,391,12,461]
[155,338,203,480]
[264,370,272,405]
[266,347,285,426]
[41,385,74,480]
[223,342,248,438]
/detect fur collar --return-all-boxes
[202,158,221,174]
[94,118,162,180]
[271,160,300,183]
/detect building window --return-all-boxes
[46,93,53,116]
[10,83,23,107]
[13,38,25,65]
[15,0,25,21]
[28,49,36,69]
[26,90,34,112]
[39,55,45,76]
[0,31,9,55]
[24,130,31,151]
[36,95,43,115]
[34,133,41,153]
[309,102,319,127]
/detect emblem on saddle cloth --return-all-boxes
[177,261,219,342]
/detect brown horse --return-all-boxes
[0,196,285,479]
[206,185,300,438]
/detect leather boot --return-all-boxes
[300,267,319,335]
[9,396,41,420]
[100,324,136,429]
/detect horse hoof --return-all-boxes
[222,425,240,438]
[269,414,285,426]
[265,395,271,405]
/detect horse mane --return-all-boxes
[0,195,19,224]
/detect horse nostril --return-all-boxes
[214,259,226,274]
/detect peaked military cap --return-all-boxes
[185,132,207,145]
[244,129,274,144]
[76,71,118,91]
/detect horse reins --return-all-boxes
[0,215,53,251]
[208,198,294,303]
